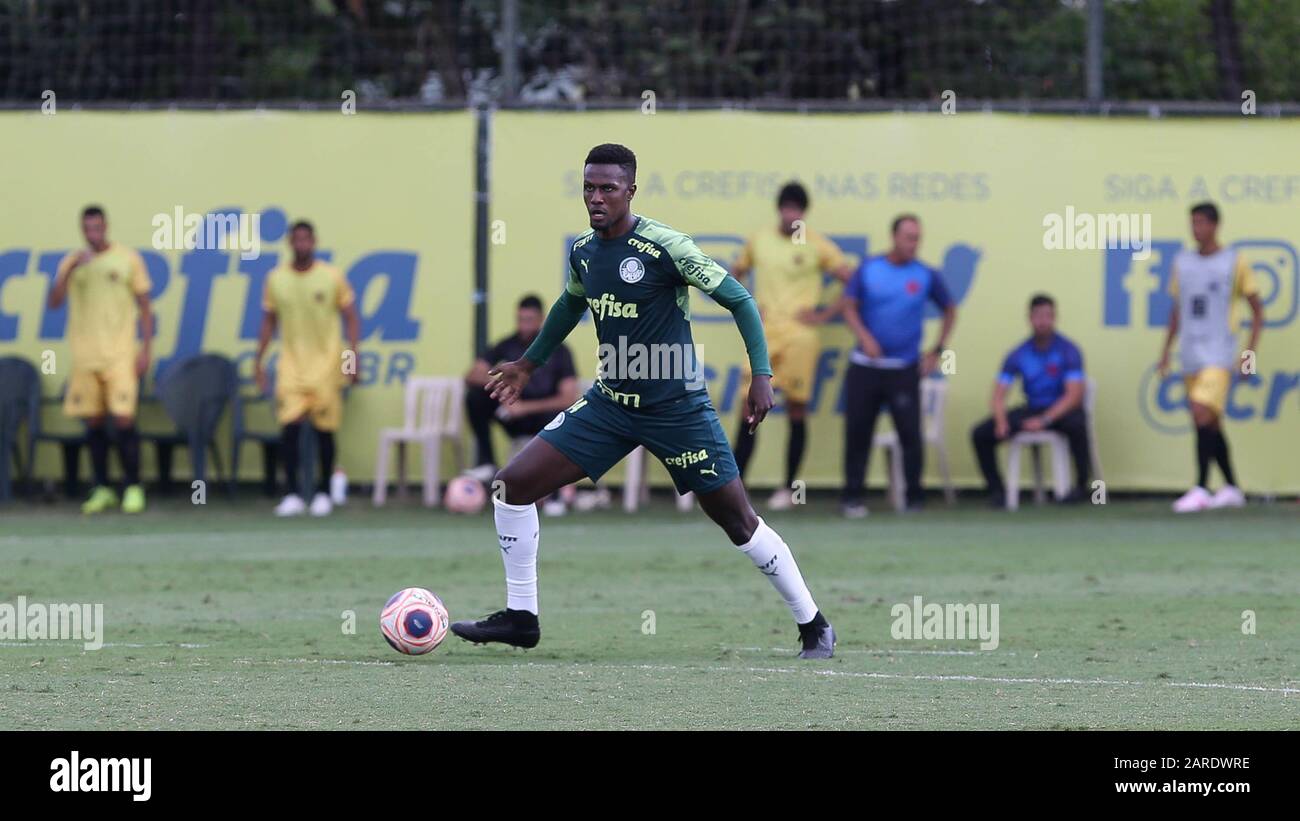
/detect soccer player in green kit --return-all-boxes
[451,144,835,659]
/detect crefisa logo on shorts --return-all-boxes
[664,448,710,468]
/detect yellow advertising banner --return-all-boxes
[0,111,474,483]
[489,111,1300,493]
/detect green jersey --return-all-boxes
[565,215,730,411]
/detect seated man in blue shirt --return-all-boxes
[971,294,1090,506]
[841,214,957,516]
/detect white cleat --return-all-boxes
[274,494,306,517]
[309,492,334,517]
[1171,486,1212,513]
[1208,485,1246,509]
[464,463,497,484]
[767,488,794,511]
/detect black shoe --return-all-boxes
[797,611,836,659]
[449,608,541,648]
[987,490,1008,509]
[1057,489,1087,505]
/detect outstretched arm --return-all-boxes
[489,290,588,405]
[711,276,775,432]
[1243,293,1263,374]
[1158,304,1179,377]
[659,230,776,430]
[254,311,277,394]
[710,276,771,379]
[522,290,588,368]
[1159,263,1181,377]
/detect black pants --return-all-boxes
[842,362,923,506]
[970,405,1091,496]
[465,387,554,467]
[280,423,335,496]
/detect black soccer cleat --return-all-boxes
[449,608,541,649]
[797,611,836,660]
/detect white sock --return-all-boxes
[494,498,540,615]
[737,517,819,624]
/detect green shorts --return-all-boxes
[537,388,739,496]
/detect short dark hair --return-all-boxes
[81,205,105,221]
[891,213,919,235]
[290,220,315,235]
[1029,293,1055,311]
[777,181,809,211]
[584,143,637,182]
[518,294,544,312]
[1190,201,1220,224]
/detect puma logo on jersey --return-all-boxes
[587,293,639,320]
[579,259,589,273]
[699,463,719,477]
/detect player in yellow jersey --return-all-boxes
[47,206,154,514]
[253,221,360,517]
[729,182,853,510]
[1158,202,1263,513]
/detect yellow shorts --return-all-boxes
[276,383,344,431]
[745,323,819,404]
[1185,367,1231,417]
[64,360,138,420]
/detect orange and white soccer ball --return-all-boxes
[380,587,450,655]
[444,475,487,514]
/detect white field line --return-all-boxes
[217,657,1298,696]
[0,642,209,649]
[724,645,1007,657]
[593,663,1299,696]
[233,657,399,667]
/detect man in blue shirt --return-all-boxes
[971,294,1090,505]
[841,214,957,515]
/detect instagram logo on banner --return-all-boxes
[1233,240,1298,328]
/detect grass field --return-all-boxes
[1,493,1296,730]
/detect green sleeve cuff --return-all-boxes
[523,290,588,366]
[709,276,772,377]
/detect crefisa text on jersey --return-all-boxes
[50,751,151,802]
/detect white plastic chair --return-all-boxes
[372,377,464,507]
[1005,378,1100,511]
[876,378,956,511]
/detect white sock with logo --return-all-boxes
[494,498,540,615]
[737,517,819,624]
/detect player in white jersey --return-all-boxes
[1157,202,1263,513]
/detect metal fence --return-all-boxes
[2,0,1298,112]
